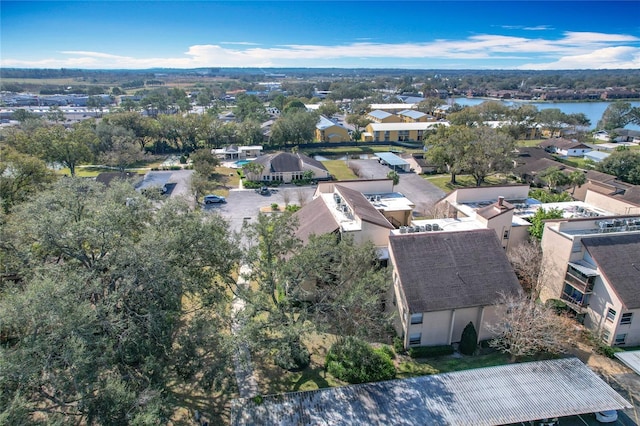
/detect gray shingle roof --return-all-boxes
[389,229,521,313]
[335,185,394,230]
[294,197,339,244]
[582,233,640,309]
[231,357,631,426]
[254,152,328,173]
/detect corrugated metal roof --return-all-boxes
[615,350,640,375]
[367,110,393,120]
[375,152,409,167]
[231,358,631,426]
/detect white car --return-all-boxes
[595,410,618,423]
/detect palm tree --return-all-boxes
[568,170,587,196]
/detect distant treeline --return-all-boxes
[2,67,640,94]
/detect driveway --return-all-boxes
[207,186,316,232]
[349,159,446,216]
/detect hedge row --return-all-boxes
[408,345,454,358]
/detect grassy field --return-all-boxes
[425,173,516,193]
[322,160,359,180]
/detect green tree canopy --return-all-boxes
[0,179,240,424]
[598,101,633,130]
[598,150,640,184]
[528,207,563,240]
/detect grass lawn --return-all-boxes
[553,156,597,170]
[56,166,148,177]
[516,139,545,148]
[425,173,514,193]
[323,160,359,180]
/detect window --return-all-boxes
[615,333,627,345]
[621,313,633,325]
[503,230,510,240]
[602,329,611,343]
[408,333,422,346]
[606,308,617,322]
[410,313,423,324]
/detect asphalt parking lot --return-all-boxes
[205,186,316,232]
[349,159,446,215]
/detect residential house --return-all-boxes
[584,151,610,163]
[539,138,592,157]
[612,128,640,143]
[397,109,432,123]
[368,103,417,113]
[213,145,263,160]
[389,229,521,348]
[361,121,447,143]
[249,152,330,183]
[593,130,610,141]
[512,147,567,183]
[407,153,438,174]
[436,185,533,251]
[540,216,640,346]
[315,115,350,142]
[295,179,414,247]
[366,109,401,124]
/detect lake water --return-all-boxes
[451,98,640,131]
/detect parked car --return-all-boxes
[256,186,270,195]
[595,410,618,423]
[203,194,226,204]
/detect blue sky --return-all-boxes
[2,1,639,69]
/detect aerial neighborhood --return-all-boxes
[2,65,640,425]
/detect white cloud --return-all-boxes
[2,31,639,69]
[518,46,640,70]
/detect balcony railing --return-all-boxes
[564,272,594,294]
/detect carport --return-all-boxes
[616,351,640,375]
[375,152,411,172]
[232,358,631,425]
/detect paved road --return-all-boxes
[349,159,446,216]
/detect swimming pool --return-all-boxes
[235,160,251,167]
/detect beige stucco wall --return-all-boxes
[539,223,574,302]
[382,209,411,227]
[410,311,453,346]
[445,185,530,204]
[509,224,531,252]
[351,221,392,247]
[451,307,482,343]
[485,212,514,250]
[584,190,640,215]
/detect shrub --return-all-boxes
[393,336,406,354]
[479,339,493,349]
[326,337,396,384]
[274,342,310,371]
[408,345,454,358]
[285,204,301,213]
[179,155,187,164]
[545,298,569,315]
[271,203,279,211]
[377,344,396,360]
[459,322,478,355]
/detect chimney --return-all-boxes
[498,196,504,207]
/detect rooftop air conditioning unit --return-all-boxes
[432,223,440,231]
